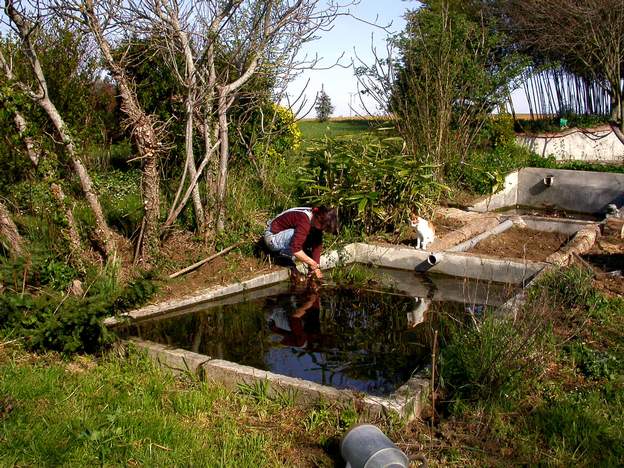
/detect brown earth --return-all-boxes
[583,233,624,297]
[149,232,281,303]
[468,226,569,262]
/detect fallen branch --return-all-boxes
[546,225,600,267]
[168,243,242,279]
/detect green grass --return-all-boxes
[297,118,390,142]
[0,344,366,466]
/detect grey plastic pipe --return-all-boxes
[427,253,443,265]
[448,219,514,253]
[340,424,409,468]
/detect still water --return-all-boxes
[119,270,515,397]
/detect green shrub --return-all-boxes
[0,272,157,354]
[299,136,445,233]
[479,114,516,149]
[515,113,610,134]
[445,143,552,194]
[0,252,78,293]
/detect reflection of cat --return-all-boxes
[410,215,436,249]
[407,297,431,328]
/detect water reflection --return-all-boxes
[119,271,517,397]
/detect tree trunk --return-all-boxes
[13,111,39,166]
[178,28,205,234]
[0,201,24,258]
[37,97,116,258]
[185,93,205,232]
[215,89,230,233]
[50,183,88,267]
[84,1,161,262]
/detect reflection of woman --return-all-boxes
[268,292,320,348]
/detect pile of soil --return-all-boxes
[469,226,569,262]
[583,233,624,297]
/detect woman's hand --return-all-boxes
[308,264,323,280]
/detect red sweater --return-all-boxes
[270,210,323,262]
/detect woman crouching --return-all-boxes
[263,206,338,280]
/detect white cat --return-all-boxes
[410,214,436,250]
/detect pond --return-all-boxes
[118,268,517,397]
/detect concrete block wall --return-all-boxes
[516,168,624,213]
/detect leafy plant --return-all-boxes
[299,136,446,232]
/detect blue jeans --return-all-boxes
[264,228,295,258]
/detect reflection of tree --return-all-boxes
[126,299,271,370]
[122,286,482,396]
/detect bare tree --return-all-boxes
[208,0,353,232]
[1,0,117,259]
[52,0,165,262]
[115,0,354,238]
[502,0,624,131]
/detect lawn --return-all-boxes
[298,118,391,142]
[0,344,357,467]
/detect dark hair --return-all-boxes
[312,206,338,234]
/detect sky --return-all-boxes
[285,1,412,118]
[285,0,531,118]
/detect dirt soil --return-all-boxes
[469,226,569,262]
[129,231,282,304]
[583,233,624,297]
[432,213,467,238]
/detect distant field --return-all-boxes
[298,118,392,142]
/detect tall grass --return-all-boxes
[436,266,624,465]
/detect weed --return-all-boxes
[303,403,333,432]
[273,387,299,408]
[337,404,359,430]
[529,386,624,466]
[565,342,621,381]
[237,379,270,404]
[532,266,595,309]
[440,315,544,403]
[328,263,382,287]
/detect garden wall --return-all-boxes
[516,125,624,162]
